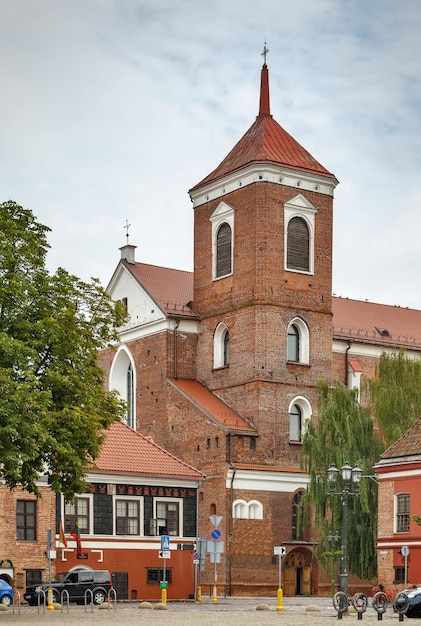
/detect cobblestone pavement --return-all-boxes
[0,596,406,624]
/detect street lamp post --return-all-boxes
[327,530,340,597]
[327,462,362,598]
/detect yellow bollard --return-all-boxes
[161,587,167,605]
[197,585,202,602]
[47,588,55,610]
[212,584,218,602]
[276,588,284,611]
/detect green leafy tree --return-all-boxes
[0,201,126,499]
[368,350,421,447]
[301,381,385,580]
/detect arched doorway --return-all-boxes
[283,549,312,596]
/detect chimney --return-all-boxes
[119,244,137,264]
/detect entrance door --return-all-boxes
[283,567,296,597]
[284,550,312,596]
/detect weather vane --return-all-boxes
[124,219,131,243]
[261,40,269,65]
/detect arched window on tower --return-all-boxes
[216,223,232,277]
[287,216,309,271]
[289,396,312,442]
[210,201,235,280]
[214,323,230,369]
[287,317,310,364]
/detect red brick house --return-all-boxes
[98,56,421,596]
[375,416,421,590]
[0,420,204,602]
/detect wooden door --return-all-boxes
[302,566,311,595]
[283,567,296,597]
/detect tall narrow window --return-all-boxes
[214,323,230,369]
[223,329,230,365]
[287,216,309,271]
[65,497,90,534]
[290,404,302,441]
[396,494,410,533]
[116,499,140,535]
[216,223,232,277]
[127,363,134,428]
[16,500,36,541]
[156,501,180,536]
[292,491,304,540]
[288,324,300,361]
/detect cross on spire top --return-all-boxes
[124,219,131,243]
[261,40,269,66]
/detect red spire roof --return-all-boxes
[191,62,335,191]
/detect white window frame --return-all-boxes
[210,201,234,280]
[288,396,312,442]
[153,497,183,537]
[232,499,263,519]
[284,194,316,275]
[287,317,310,364]
[63,494,94,535]
[109,346,136,428]
[214,322,230,369]
[113,495,144,537]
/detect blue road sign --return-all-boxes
[211,528,222,540]
[161,535,171,550]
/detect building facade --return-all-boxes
[0,420,204,602]
[375,416,421,591]
[99,58,421,596]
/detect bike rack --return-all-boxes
[36,589,46,614]
[372,591,388,620]
[11,589,21,614]
[107,588,117,610]
[60,589,70,613]
[333,591,349,619]
[352,593,368,620]
[84,588,94,612]
[393,592,409,622]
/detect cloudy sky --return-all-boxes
[2,1,420,309]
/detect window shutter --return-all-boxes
[287,217,309,271]
[216,223,232,277]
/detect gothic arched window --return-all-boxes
[287,216,309,271]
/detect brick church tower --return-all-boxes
[189,54,338,467]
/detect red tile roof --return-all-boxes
[127,261,196,318]
[92,420,205,480]
[332,297,421,349]
[170,379,256,434]
[380,416,421,459]
[190,64,336,191]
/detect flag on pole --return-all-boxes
[70,520,82,553]
[59,517,67,547]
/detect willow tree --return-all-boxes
[0,201,127,499]
[368,350,421,447]
[301,381,385,581]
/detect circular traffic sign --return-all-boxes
[211,528,222,540]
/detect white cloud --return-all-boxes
[1,0,420,308]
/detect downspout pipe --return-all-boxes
[173,320,180,379]
[345,340,353,387]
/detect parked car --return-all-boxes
[24,569,112,606]
[0,579,13,606]
[404,587,421,618]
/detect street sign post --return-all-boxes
[160,535,171,605]
[208,516,223,602]
[274,546,286,611]
[401,545,410,588]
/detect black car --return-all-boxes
[24,569,112,606]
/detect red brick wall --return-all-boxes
[0,486,56,593]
